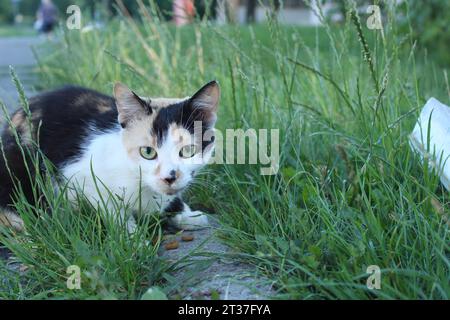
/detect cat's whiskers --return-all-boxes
[189,179,218,190]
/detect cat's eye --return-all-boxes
[140,146,157,160]
[180,145,198,159]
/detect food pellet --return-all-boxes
[181,234,195,242]
[164,240,179,250]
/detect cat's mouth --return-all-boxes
[148,181,187,196]
[163,187,184,196]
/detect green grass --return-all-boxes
[1,2,449,299]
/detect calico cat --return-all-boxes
[0,81,220,233]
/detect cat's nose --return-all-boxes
[164,176,176,185]
[163,170,177,185]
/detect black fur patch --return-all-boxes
[0,86,119,209]
[152,99,214,150]
[164,197,184,213]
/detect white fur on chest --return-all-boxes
[60,129,172,213]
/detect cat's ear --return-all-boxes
[114,83,152,128]
[190,80,220,125]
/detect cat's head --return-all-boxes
[114,81,220,196]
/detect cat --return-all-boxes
[0,81,220,233]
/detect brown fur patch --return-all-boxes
[9,109,39,144]
[74,93,92,106]
[96,98,112,113]
[168,123,192,146]
[122,114,156,160]
[32,108,42,121]
[76,94,112,113]
[0,209,24,232]
[11,110,25,127]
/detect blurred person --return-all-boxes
[246,0,257,23]
[36,0,58,35]
[246,0,280,23]
[173,0,195,26]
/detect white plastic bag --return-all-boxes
[410,98,450,190]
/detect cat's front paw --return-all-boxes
[171,210,209,230]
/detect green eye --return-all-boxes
[180,145,198,159]
[140,146,157,160]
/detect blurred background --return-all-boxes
[0,0,449,108]
[0,0,448,39]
